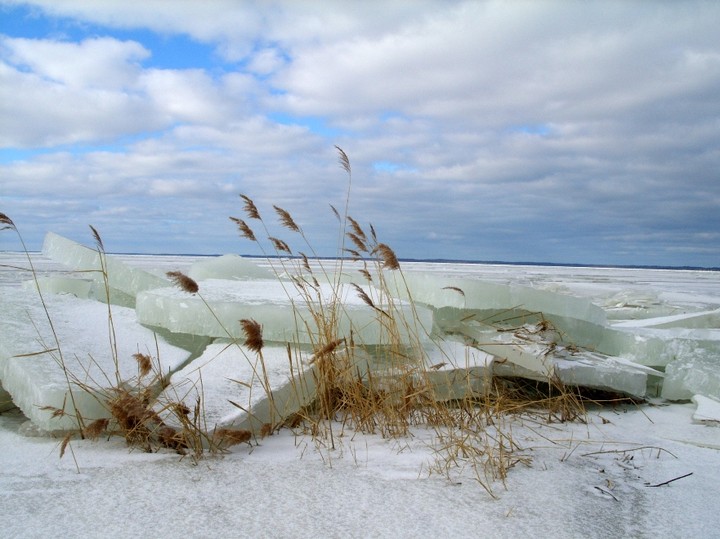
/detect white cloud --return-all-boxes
[1,0,718,266]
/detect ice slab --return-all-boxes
[662,350,720,401]
[159,340,315,433]
[418,339,493,401]
[188,254,274,281]
[450,320,661,397]
[691,395,720,426]
[383,271,608,326]
[0,286,190,431]
[136,279,433,345]
[42,232,170,301]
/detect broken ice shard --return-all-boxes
[158,340,315,433]
[0,286,190,431]
[42,232,169,301]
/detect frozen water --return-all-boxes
[1,251,718,431]
[0,285,190,431]
[136,279,433,345]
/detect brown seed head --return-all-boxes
[0,212,16,230]
[335,145,351,174]
[240,318,264,353]
[166,271,199,294]
[268,236,292,254]
[230,216,257,242]
[83,418,110,440]
[373,243,400,270]
[88,225,104,251]
[346,216,366,241]
[240,194,261,220]
[273,205,300,233]
[133,353,153,378]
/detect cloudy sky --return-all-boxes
[1,1,718,267]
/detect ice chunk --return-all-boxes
[188,254,274,281]
[421,339,493,401]
[691,395,720,426]
[384,272,607,326]
[449,320,661,397]
[662,349,720,401]
[42,232,169,300]
[159,340,315,433]
[0,286,190,431]
[25,277,93,298]
[136,279,433,345]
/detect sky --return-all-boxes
[0,0,718,268]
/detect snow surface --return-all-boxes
[1,252,719,538]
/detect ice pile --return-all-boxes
[1,232,718,436]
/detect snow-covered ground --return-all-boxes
[1,252,719,538]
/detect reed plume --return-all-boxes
[335,145,351,174]
[89,225,104,251]
[274,205,300,233]
[240,194,261,220]
[230,217,257,242]
[268,237,292,254]
[0,212,15,230]
[240,319,264,354]
[133,353,153,378]
[166,271,199,294]
[373,243,400,270]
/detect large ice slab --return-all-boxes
[0,286,190,431]
[159,340,315,434]
[383,271,607,326]
[136,279,433,345]
[451,320,662,397]
[42,232,170,301]
[662,349,720,401]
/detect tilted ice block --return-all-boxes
[136,279,433,345]
[383,272,608,326]
[0,286,190,431]
[421,339,493,401]
[222,345,377,435]
[42,232,169,300]
[449,320,660,397]
[552,352,661,397]
[188,254,274,281]
[159,340,314,433]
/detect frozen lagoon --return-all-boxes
[1,246,720,538]
[1,239,719,432]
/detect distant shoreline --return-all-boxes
[3,250,716,272]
